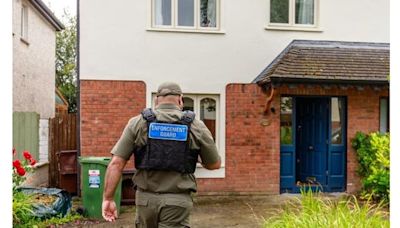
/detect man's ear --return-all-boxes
[178,95,184,109]
[154,96,158,106]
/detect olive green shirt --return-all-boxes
[111,103,220,193]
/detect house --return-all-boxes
[12,0,64,186]
[56,88,69,114]
[79,0,389,194]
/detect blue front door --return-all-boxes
[280,96,346,193]
[296,98,329,188]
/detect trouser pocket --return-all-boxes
[158,198,193,228]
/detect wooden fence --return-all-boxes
[13,112,39,160]
[49,113,77,190]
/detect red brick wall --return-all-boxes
[197,83,388,194]
[80,81,388,194]
[80,80,146,169]
[197,84,281,193]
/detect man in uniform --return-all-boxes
[102,82,221,227]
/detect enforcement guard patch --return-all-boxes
[148,123,188,141]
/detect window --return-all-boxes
[21,5,28,40]
[152,0,220,31]
[153,94,220,145]
[280,97,293,145]
[380,97,389,133]
[331,97,344,144]
[183,95,218,143]
[268,0,319,30]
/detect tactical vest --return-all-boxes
[134,108,199,173]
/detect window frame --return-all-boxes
[150,0,222,33]
[266,0,321,32]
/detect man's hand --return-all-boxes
[102,155,127,222]
[102,199,118,222]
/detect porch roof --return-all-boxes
[253,40,389,85]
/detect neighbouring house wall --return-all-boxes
[197,83,388,194]
[80,80,146,169]
[13,0,56,119]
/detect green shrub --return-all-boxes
[352,132,390,203]
[13,191,35,225]
[264,190,389,228]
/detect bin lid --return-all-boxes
[78,157,112,166]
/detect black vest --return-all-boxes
[134,108,199,173]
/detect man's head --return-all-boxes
[155,82,184,109]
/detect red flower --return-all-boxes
[16,167,26,176]
[30,159,37,166]
[23,151,32,160]
[13,160,22,169]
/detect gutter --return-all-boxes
[76,0,81,196]
[267,77,390,86]
[29,0,65,31]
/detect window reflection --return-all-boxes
[331,98,343,144]
[183,97,194,111]
[178,0,195,26]
[154,0,172,26]
[295,0,314,25]
[280,97,293,145]
[270,0,289,23]
[200,98,216,141]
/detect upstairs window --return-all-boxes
[268,0,318,30]
[152,0,219,30]
[21,5,28,40]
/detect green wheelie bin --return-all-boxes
[79,157,122,219]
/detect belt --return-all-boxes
[137,188,191,196]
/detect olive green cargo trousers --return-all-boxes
[135,190,193,228]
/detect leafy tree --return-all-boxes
[56,10,77,113]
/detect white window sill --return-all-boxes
[195,166,225,178]
[265,25,323,32]
[32,161,49,169]
[146,27,226,35]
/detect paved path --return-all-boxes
[68,194,308,228]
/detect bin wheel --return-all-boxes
[76,206,86,216]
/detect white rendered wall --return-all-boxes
[79,0,390,177]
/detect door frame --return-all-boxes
[279,95,347,193]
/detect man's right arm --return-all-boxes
[202,159,221,170]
